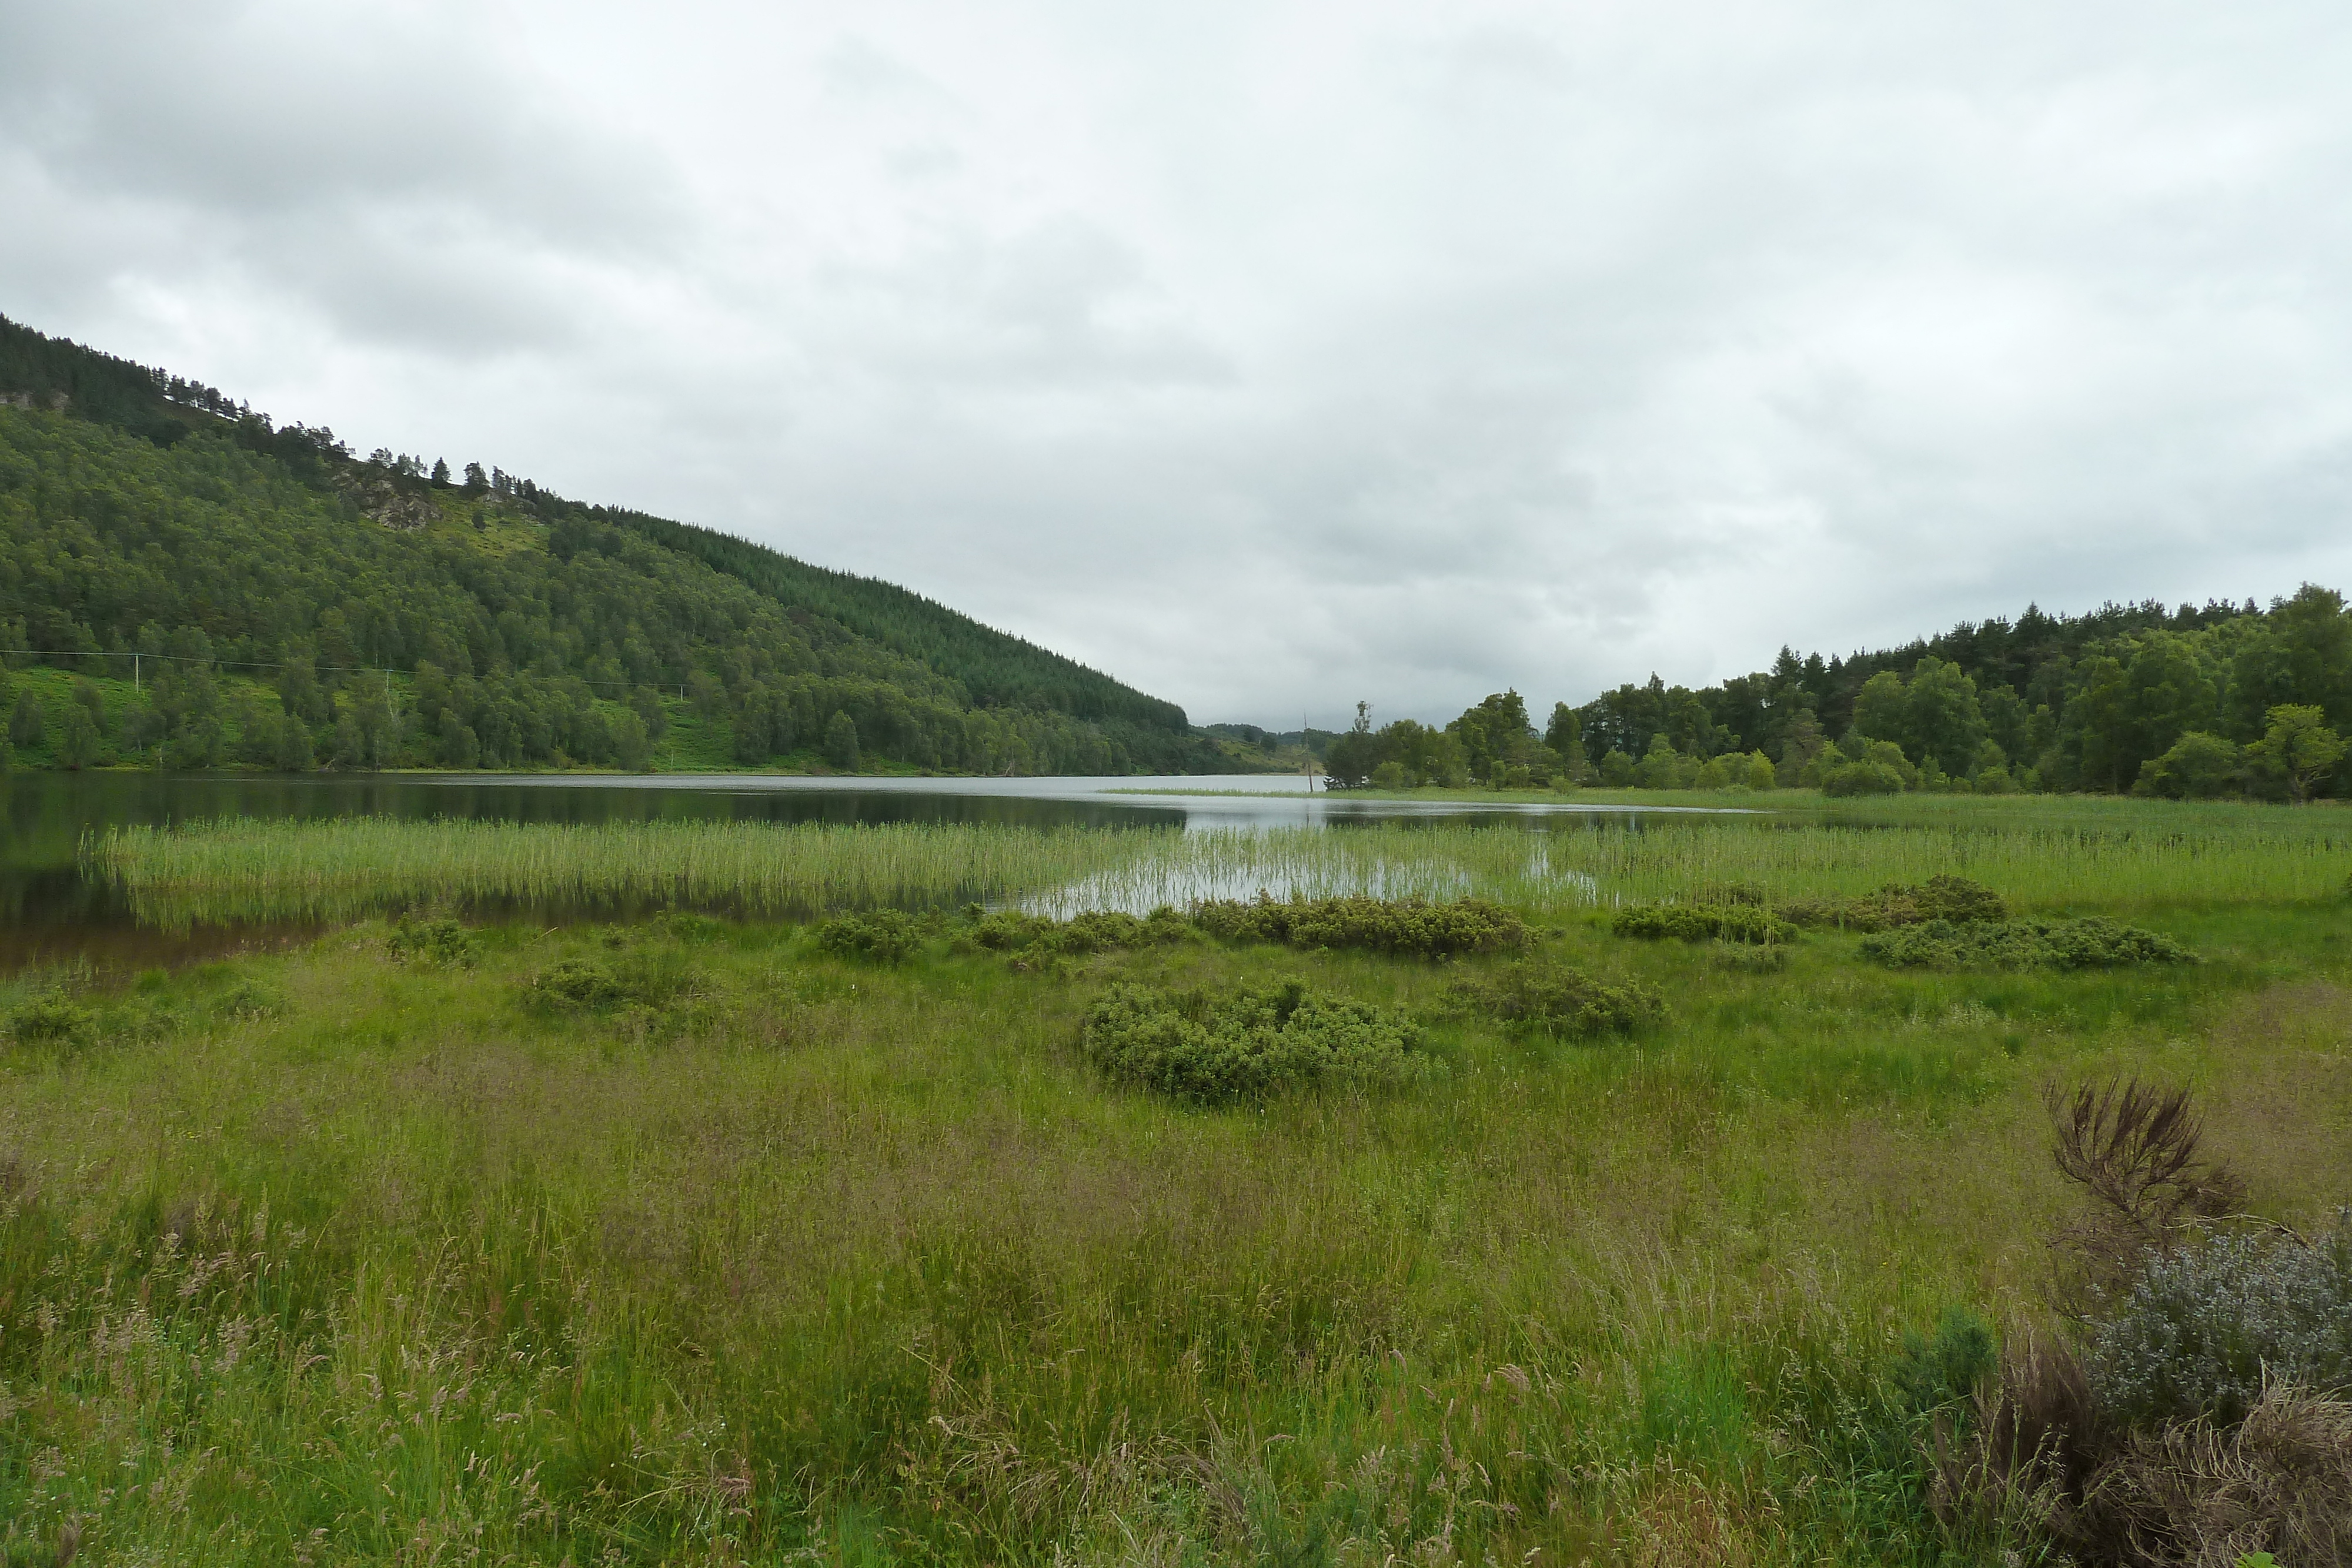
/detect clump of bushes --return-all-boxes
[815,910,924,964]
[1441,961,1663,1039]
[529,950,697,1009]
[387,917,483,968]
[1859,916,2194,971]
[1191,895,1528,957]
[969,907,1189,957]
[1610,900,1795,945]
[1930,1081,2352,1564]
[1080,979,1429,1104]
[1780,874,2009,932]
[6,989,94,1045]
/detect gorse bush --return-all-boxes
[1780,874,2008,932]
[815,910,924,964]
[1442,961,1663,1039]
[968,907,1188,957]
[1610,901,1795,945]
[1859,916,2195,971]
[2088,1218,2352,1430]
[1080,980,1428,1104]
[1190,895,1528,957]
[386,917,482,968]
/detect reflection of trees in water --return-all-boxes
[0,773,1184,956]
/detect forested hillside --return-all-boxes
[0,313,1221,775]
[1325,590,2352,801]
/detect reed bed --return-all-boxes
[92,800,2351,932]
[1536,807,2352,909]
[1041,808,2347,917]
[93,817,1172,929]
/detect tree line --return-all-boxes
[1324,586,2352,801]
[0,314,1222,776]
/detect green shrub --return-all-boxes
[7,991,94,1045]
[2089,1219,2352,1429]
[970,907,1188,957]
[1889,1305,1996,1417]
[208,978,285,1021]
[1610,901,1795,945]
[1191,895,1528,957]
[653,911,729,944]
[1859,917,2195,971]
[1780,874,2007,932]
[816,910,923,964]
[1081,980,1429,1104]
[1443,961,1663,1039]
[1822,760,1909,796]
[387,917,483,968]
[528,951,696,1009]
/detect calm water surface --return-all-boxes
[0,771,1732,969]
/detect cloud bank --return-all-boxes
[6,0,2350,726]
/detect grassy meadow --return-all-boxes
[5,797,2352,1564]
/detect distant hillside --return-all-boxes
[0,312,1225,775]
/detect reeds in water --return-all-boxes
[93,817,1171,929]
[91,798,2351,931]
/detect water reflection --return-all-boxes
[0,771,1730,970]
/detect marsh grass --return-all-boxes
[95,817,1171,929]
[11,797,2351,1563]
[95,798,2352,935]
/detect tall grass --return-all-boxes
[15,812,2352,1561]
[5,909,2346,1563]
[93,797,2352,932]
[93,817,1171,928]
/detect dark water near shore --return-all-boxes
[1,771,1719,972]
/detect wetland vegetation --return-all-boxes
[5,791,2351,1564]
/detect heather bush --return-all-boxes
[816,909,923,964]
[1080,979,1428,1104]
[1190,895,1527,957]
[1442,961,1663,1039]
[1860,917,2194,971]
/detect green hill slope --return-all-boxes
[0,313,1221,775]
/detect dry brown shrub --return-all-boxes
[2074,1380,2352,1567]
[2043,1079,2244,1317]
[1926,1328,2110,1552]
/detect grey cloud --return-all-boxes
[6,1,2352,729]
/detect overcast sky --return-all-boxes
[5,2,2351,727]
